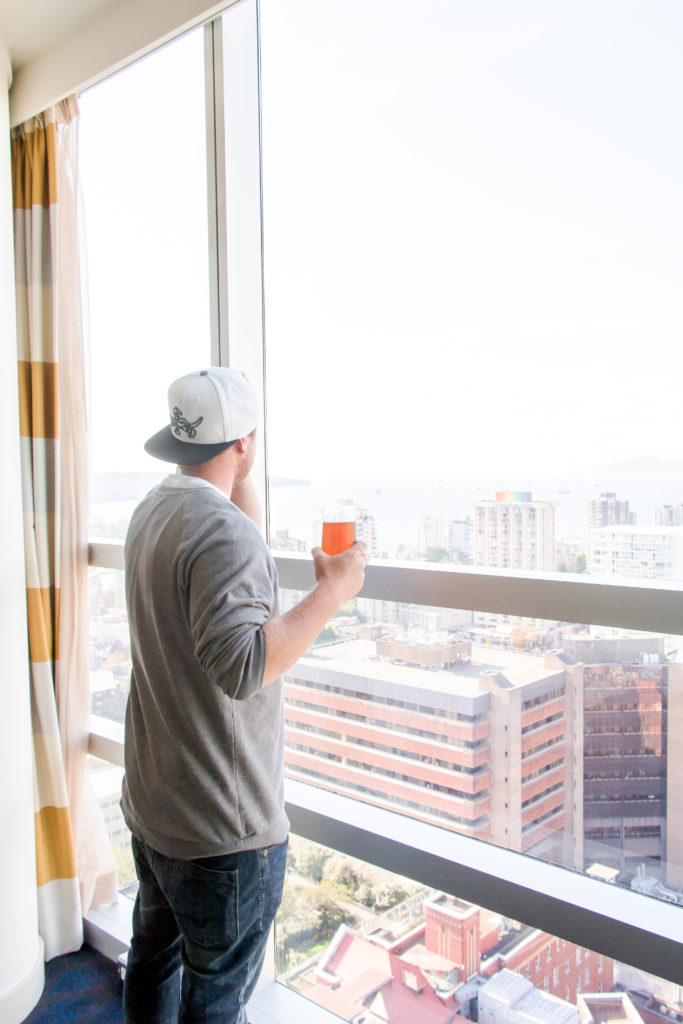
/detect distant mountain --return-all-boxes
[91,472,164,503]
[573,458,683,478]
[270,476,311,487]
[91,471,311,503]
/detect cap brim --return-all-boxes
[144,425,236,466]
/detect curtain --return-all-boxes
[12,97,117,961]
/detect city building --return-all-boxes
[577,991,644,1024]
[479,926,612,1003]
[666,659,683,890]
[587,494,636,530]
[283,635,583,863]
[473,494,557,572]
[448,517,474,564]
[478,968,580,1024]
[561,634,668,872]
[290,924,460,1023]
[355,598,472,633]
[473,494,557,628]
[420,513,446,551]
[588,526,683,580]
[286,891,613,1021]
[655,505,683,527]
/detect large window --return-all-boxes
[81,0,683,1011]
[80,25,210,538]
[261,0,683,577]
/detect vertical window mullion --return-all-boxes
[217,0,270,541]
[204,18,230,367]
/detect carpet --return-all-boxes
[23,945,124,1024]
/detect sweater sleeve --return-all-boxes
[182,498,276,700]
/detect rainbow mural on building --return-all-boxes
[495,491,532,502]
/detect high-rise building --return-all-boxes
[448,517,473,563]
[655,504,683,526]
[588,526,683,579]
[587,492,636,529]
[472,493,557,627]
[665,659,683,889]
[473,494,557,572]
[419,513,445,551]
[561,634,668,871]
[283,636,583,864]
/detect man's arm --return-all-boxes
[231,476,262,530]
[261,542,368,686]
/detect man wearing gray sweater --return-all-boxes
[121,367,368,1024]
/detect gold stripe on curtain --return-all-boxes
[12,100,84,961]
[25,587,60,663]
[35,806,78,887]
[18,360,60,439]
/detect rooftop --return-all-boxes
[301,638,562,696]
[481,969,580,1024]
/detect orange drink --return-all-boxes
[322,518,356,555]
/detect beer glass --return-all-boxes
[321,507,356,555]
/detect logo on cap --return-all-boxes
[171,406,203,439]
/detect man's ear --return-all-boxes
[234,436,249,454]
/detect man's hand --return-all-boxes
[261,541,369,686]
[311,542,369,606]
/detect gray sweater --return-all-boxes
[121,474,289,859]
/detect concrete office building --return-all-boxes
[561,634,668,871]
[283,636,583,863]
[666,659,683,889]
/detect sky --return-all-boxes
[78,0,683,487]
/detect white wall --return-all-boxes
[0,38,45,1024]
[9,0,239,126]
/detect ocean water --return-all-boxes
[89,462,683,555]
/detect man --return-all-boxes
[121,367,368,1024]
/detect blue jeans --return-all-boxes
[123,835,288,1024]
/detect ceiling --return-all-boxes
[0,0,121,70]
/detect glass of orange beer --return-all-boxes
[321,507,356,555]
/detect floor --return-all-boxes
[23,945,124,1024]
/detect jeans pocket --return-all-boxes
[168,859,240,949]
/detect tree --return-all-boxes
[357,881,376,908]
[112,844,137,888]
[322,854,362,892]
[294,842,331,882]
[315,885,347,942]
[573,553,587,574]
[314,626,337,646]
[374,883,408,911]
[424,546,449,562]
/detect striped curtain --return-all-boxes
[12,97,116,960]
